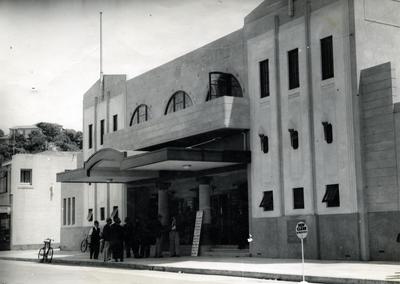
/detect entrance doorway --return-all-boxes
[0,213,10,250]
[210,182,248,248]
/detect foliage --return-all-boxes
[0,129,4,137]
[0,122,82,163]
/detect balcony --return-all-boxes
[104,96,250,151]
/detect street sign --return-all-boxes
[191,210,203,256]
[296,221,308,283]
[296,221,308,239]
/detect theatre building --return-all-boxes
[58,0,400,260]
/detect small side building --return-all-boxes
[0,151,78,250]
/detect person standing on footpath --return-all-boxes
[89,220,101,260]
[123,217,134,258]
[110,216,124,262]
[101,217,112,262]
[169,216,180,257]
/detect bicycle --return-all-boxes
[38,238,54,263]
[80,234,90,253]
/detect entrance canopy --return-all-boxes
[57,147,250,184]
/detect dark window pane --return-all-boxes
[130,105,148,126]
[100,207,105,221]
[87,208,93,222]
[100,119,104,145]
[20,169,32,184]
[111,206,119,219]
[261,135,269,153]
[67,198,71,225]
[321,36,334,80]
[113,115,118,132]
[322,184,340,207]
[293,187,304,209]
[288,48,300,90]
[72,197,75,225]
[63,198,66,225]
[259,191,273,211]
[165,91,193,115]
[322,122,333,144]
[289,129,299,149]
[207,72,243,101]
[259,59,270,98]
[88,124,93,149]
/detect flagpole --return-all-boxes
[100,11,103,84]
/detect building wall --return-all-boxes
[246,0,359,259]
[10,152,77,249]
[359,62,400,261]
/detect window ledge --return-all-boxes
[320,77,335,87]
[18,184,33,189]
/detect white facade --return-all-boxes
[6,151,77,249]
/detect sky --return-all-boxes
[0,0,262,134]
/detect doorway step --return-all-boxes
[202,245,250,257]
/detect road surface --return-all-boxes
[0,259,299,284]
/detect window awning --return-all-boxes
[57,147,250,184]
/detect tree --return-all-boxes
[36,122,62,142]
[27,130,47,153]
[0,129,4,137]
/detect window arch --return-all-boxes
[206,72,243,101]
[130,104,149,126]
[165,91,193,115]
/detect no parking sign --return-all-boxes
[296,221,308,239]
[296,221,308,283]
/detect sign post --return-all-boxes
[296,221,308,283]
[191,210,203,256]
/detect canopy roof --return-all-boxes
[57,147,250,184]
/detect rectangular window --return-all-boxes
[259,59,270,98]
[288,48,300,90]
[113,115,118,132]
[72,197,75,225]
[100,119,105,145]
[20,169,32,184]
[67,198,71,225]
[87,208,93,222]
[63,198,67,225]
[321,36,334,80]
[0,172,7,193]
[111,206,119,219]
[322,122,333,144]
[259,191,274,211]
[293,187,305,209]
[261,135,269,154]
[88,124,93,149]
[322,184,340,207]
[100,207,105,221]
[289,129,299,149]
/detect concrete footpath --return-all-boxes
[0,250,399,284]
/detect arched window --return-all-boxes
[206,72,243,101]
[165,91,193,115]
[130,104,149,126]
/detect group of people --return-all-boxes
[88,214,181,261]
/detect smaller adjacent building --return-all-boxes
[9,125,39,139]
[0,151,78,250]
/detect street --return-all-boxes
[0,260,298,284]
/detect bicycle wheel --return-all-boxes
[80,239,88,253]
[38,248,45,263]
[46,247,54,263]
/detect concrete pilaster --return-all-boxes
[197,177,212,245]
[157,182,170,226]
